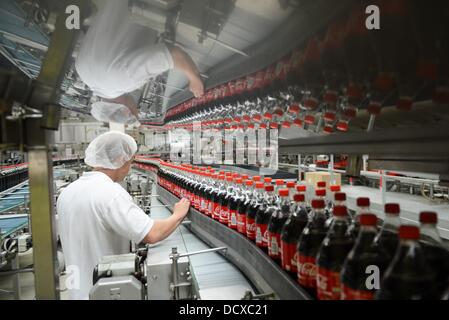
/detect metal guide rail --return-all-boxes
[156,184,312,300]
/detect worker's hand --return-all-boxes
[189,76,204,98]
[173,198,190,220]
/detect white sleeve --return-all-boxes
[103,193,154,244]
[124,43,175,81]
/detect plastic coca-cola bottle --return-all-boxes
[219,176,235,225]
[228,178,245,230]
[325,192,347,228]
[375,225,436,300]
[341,214,389,300]
[236,179,254,235]
[204,174,219,217]
[374,203,401,261]
[268,189,290,262]
[297,199,328,296]
[419,211,449,297]
[316,205,355,300]
[286,181,296,203]
[246,182,265,241]
[315,188,331,220]
[255,185,277,252]
[212,175,226,221]
[347,197,371,238]
[281,193,309,276]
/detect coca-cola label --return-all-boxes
[256,223,269,247]
[236,212,246,234]
[317,267,342,300]
[246,217,256,240]
[229,210,237,229]
[340,284,374,300]
[268,233,281,258]
[213,203,221,220]
[297,254,317,289]
[280,241,297,273]
[219,207,229,224]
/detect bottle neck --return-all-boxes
[420,223,442,244]
[356,206,370,216]
[382,213,401,232]
[311,208,326,220]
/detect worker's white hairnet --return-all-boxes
[84,131,138,169]
[90,101,140,126]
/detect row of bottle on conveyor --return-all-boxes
[157,163,449,300]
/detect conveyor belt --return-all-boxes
[0,214,28,239]
[0,182,29,213]
[148,184,255,300]
[157,185,312,300]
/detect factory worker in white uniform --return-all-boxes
[57,131,190,300]
[75,0,204,125]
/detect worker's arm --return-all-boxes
[170,46,204,98]
[143,198,190,244]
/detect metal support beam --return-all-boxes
[24,0,91,300]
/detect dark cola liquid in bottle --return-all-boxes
[268,189,290,263]
[347,197,371,238]
[228,178,244,230]
[203,174,218,217]
[316,206,354,300]
[236,179,255,235]
[255,185,277,253]
[376,225,436,300]
[297,199,328,297]
[246,181,265,241]
[341,214,389,300]
[418,211,449,297]
[374,203,401,261]
[281,193,308,276]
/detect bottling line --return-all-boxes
[0,0,448,302]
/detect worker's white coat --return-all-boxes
[75,0,174,99]
[57,172,154,300]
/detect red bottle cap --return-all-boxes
[218,175,225,180]
[253,176,261,182]
[264,177,272,183]
[294,193,305,202]
[241,175,249,180]
[286,181,296,188]
[235,178,243,184]
[246,180,254,186]
[359,214,378,226]
[275,179,285,185]
[357,197,370,207]
[270,122,279,129]
[296,185,306,192]
[385,203,400,215]
[226,177,233,182]
[419,211,437,224]
[265,185,274,192]
[333,205,348,217]
[255,182,265,189]
[317,181,326,188]
[334,192,346,201]
[279,189,289,197]
[399,225,420,240]
[330,185,341,192]
[311,199,325,209]
[315,189,326,197]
